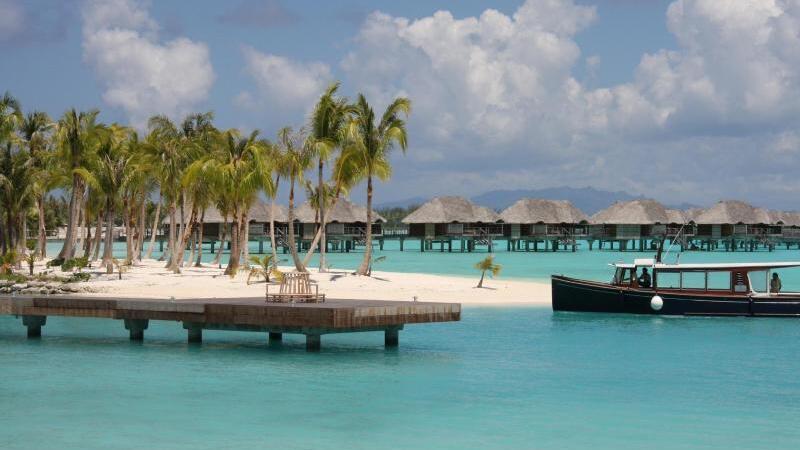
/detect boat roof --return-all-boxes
[611,261,800,270]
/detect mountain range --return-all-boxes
[376,187,701,215]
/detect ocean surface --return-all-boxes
[2,309,800,449]
[2,241,798,448]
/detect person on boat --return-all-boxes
[637,268,652,288]
[771,273,782,294]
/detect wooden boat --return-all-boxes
[552,258,800,316]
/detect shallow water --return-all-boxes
[50,239,800,287]
[2,308,799,449]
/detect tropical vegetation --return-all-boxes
[0,87,410,277]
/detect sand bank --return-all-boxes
[45,259,551,306]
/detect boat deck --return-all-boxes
[0,295,461,351]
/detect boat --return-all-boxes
[552,257,800,316]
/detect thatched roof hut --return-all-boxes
[769,210,800,227]
[499,199,588,224]
[590,200,682,225]
[162,201,288,224]
[402,196,500,224]
[294,198,385,223]
[693,200,772,224]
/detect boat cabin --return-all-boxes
[610,259,799,297]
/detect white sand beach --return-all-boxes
[40,259,551,306]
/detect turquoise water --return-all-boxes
[2,309,800,449]
[54,239,800,286]
[12,241,799,448]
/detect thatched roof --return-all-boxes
[665,209,687,224]
[162,201,288,224]
[590,199,683,225]
[499,199,588,224]
[769,210,800,226]
[294,198,385,223]
[693,200,773,225]
[683,208,704,223]
[402,196,500,224]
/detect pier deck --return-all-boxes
[0,296,460,351]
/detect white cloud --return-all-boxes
[240,46,331,109]
[335,0,800,207]
[82,0,215,128]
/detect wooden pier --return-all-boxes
[0,295,460,351]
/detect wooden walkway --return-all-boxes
[0,295,461,351]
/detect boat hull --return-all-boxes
[551,275,800,316]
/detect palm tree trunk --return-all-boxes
[357,174,374,275]
[57,178,81,259]
[165,201,176,266]
[134,193,146,263]
[269,176,280,269]
[477,271,485,288]
[37,195,46,258]
[102,200,114,273]
[124,197,133,263]
[188,228,197,266]
[145,192,162,259]
[225,210,240,275]
[173,203,197,273]
[213,216,227,266]
[91,212,103,262]
[318,158,327,272]
[287,175,305,271]
[302,188,342,267]
[194,209,205,267]
[241,214,250,268]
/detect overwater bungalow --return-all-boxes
[770,211,800,246]
[499,199,589,252]
[294,198,385,252]
[692,201,780,251]
[162,201,290,253]
[401,196,503,252]
[589,200,688,251]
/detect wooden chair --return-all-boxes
[266,271,325,303]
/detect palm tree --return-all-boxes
[304,82,349,272]
[55,108,105,260]
[0,143,36,255]
[277,126,312,272]
[78,125,133,273]
[187,129,271,275]
[0,92,22,253]
[264,139,284,270]
[345,94,410,276]
[474,255,501,288]
[19,111,55,258]
[145,115,184,271]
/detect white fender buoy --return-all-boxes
[650,295,664,311]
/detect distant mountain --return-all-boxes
[377,188,706,215]
[471,187,644,215]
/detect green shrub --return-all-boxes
[61,259,76,272]
[68,272,91,283]
[47,258,65,268]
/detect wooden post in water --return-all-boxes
[124,319,149,341]
[22,315,46,338]
[305,334,321,351]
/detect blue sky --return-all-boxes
[2,0,799,209]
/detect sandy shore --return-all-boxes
[36,259,551,306]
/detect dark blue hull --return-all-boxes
[551,275,800,316]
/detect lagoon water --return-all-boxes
[2,241,800,448]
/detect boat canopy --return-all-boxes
[610,261,800,271]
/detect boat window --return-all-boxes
[682,272,705,290]
[707,271,732,291]
[749,270,768,293]
[657,271,681,289]
[612,267,624,285]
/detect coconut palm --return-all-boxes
[145,115,184,271]
[474,255,501,288]
[345,94,410,276]
[186,129,271,275]
[303,82,350,272]
[78,125,134,273]
[277,126,312,272]
[55,108,105,260]
[19,111,55,258]
[0,143,36,254]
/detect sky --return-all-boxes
[1,0,799,209]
